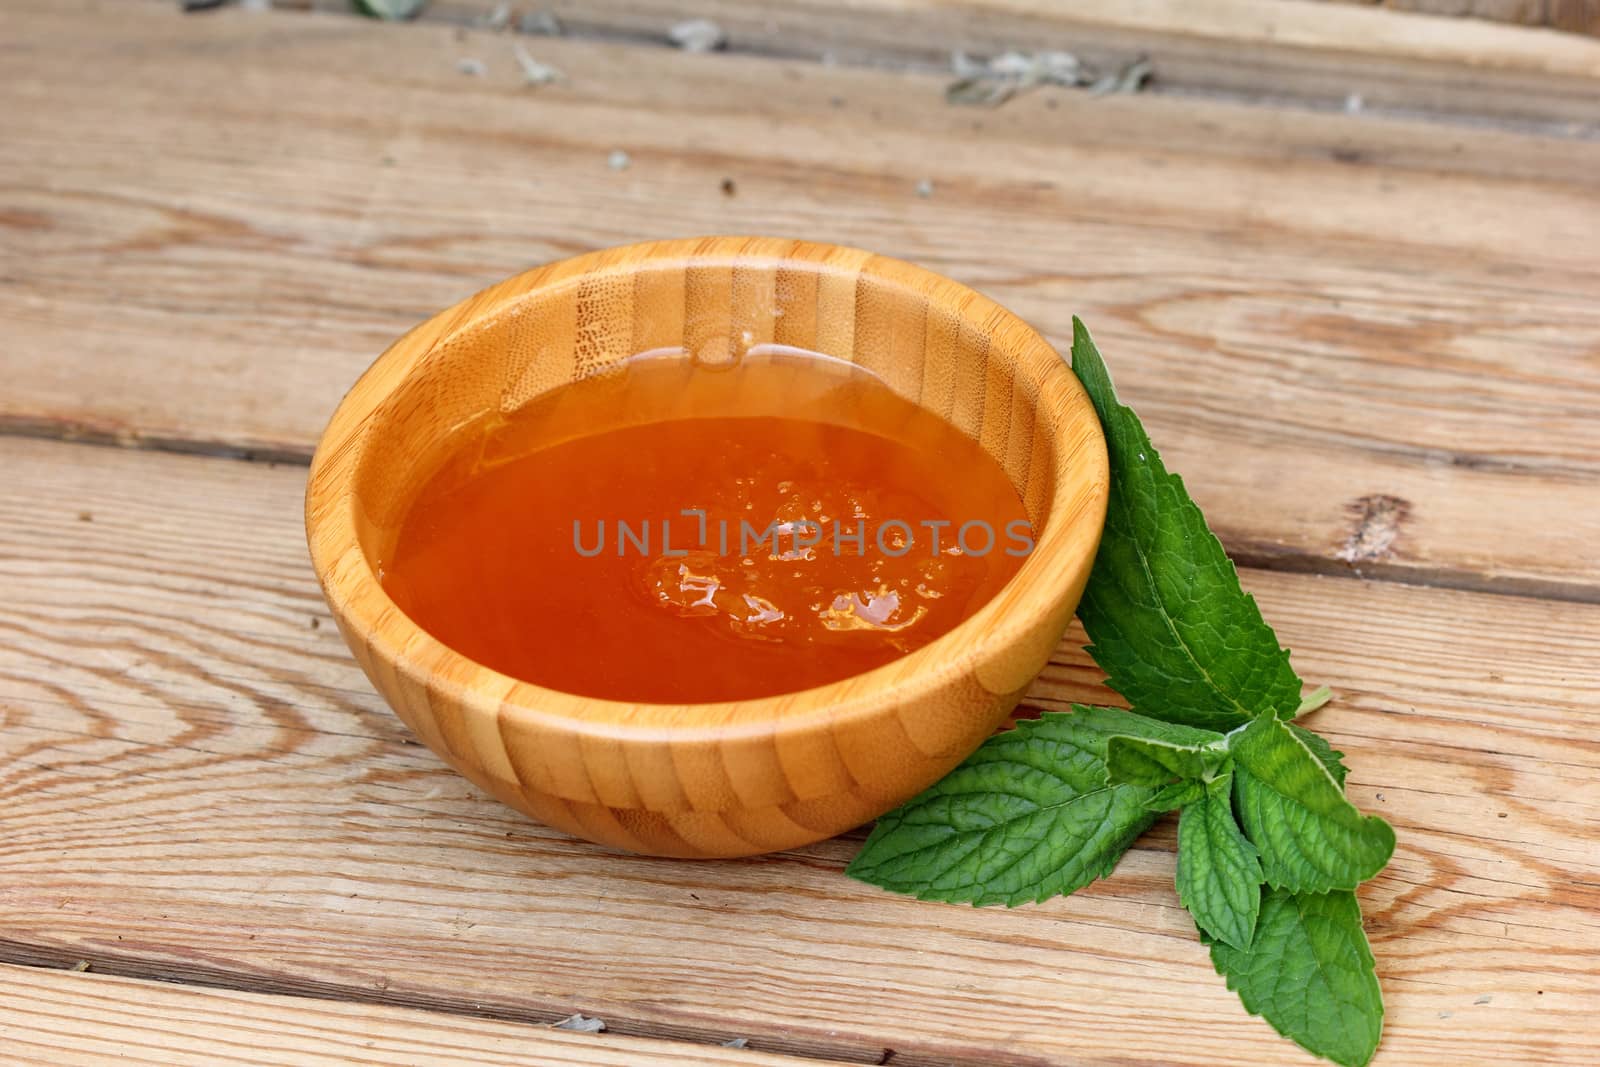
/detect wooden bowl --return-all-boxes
[305,237,1108,858]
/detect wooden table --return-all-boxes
[3,1,1598,1063]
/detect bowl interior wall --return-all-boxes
[350,257,1061,570]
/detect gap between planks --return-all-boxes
[7,417,1595,607]
[0,954,879,1066]
[0,960,844,1067]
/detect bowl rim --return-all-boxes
[305,236,1108,747]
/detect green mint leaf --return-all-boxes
[1290,723,1350,788]
[1069,319,1304,729]
[847,706,1186,906]
[1176,773,1261,949]
[1209,888,1383,1067]
[1231,715,1394,892]
[1104,731,1228,788]
[1144,779,1205,812]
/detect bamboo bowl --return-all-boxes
[305,237,1108,858]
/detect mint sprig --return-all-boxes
[848,320,1394,1066]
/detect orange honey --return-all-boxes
[379,348,1032,703]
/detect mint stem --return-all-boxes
[1295,685,1333,717]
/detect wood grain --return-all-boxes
[0,963,822,1067]
[4,434,1598,1064]
[305,237,1110,857]
[5,0,1599,601]
[1315,0,1600,39]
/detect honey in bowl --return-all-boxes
[378,347,1033,704]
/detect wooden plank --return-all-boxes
[0,964,822,1067]
[288,0,1600,125]
[2,434,1597,1065]
[4,0,1600,599]
[1313,0,1600,40]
